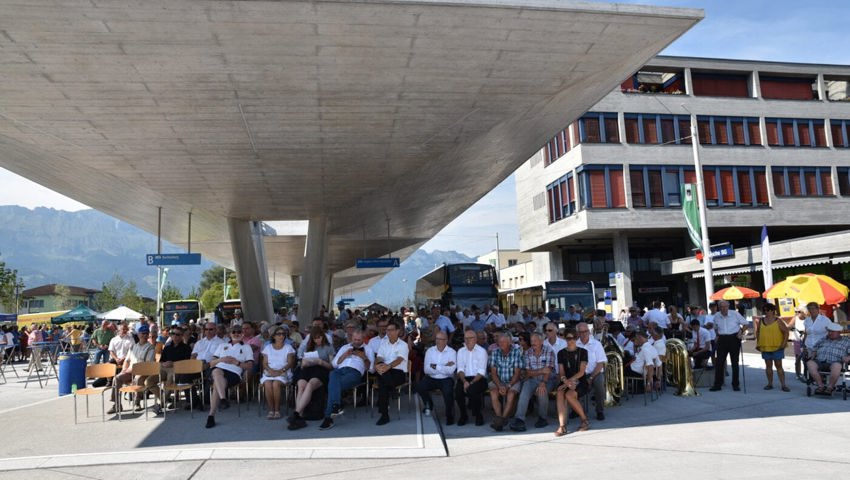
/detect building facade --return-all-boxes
[516,56,850,309]
[20,284,100,314]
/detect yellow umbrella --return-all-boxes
[762,273,849,305]
[710,286,761,301]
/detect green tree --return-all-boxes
[161,284,183,304]
[94,274,144,312]
[0,255,24,312]
[187,286,202,301]
[54,284,73,309]
[200,283,224,312]
[199,266,225,292]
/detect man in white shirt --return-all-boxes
[108,323,135,370]
[576,322,607,421]
[506,304,524,326]
[108,325,153,414]
[374,319,409,426]
[803,302,832,352]
[709,300,749,392]
[688,319,711,368]
[206,325,254,428]
[431,306,455,334]
[702,302,717,327]
[414,331,457,422]
[367,318,388,353]
[649,326,667,360]
[642,301,669,329]
[543,321,568,389]
[455,328,488,426]
[319,330,374,430]
[626,330,661,387]
[192,323,226,366]
[487,306,507,330]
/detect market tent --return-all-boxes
[51,304,100,324]
[97,305,144,322]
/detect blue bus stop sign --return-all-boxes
[146,253,202,266]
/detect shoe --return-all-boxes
[709,386,721,392]
[423,408,431,417]
[596,412,605,421]
[509,419,526,432]
[267,411,276,419]
[205,415,215,428]
[763,385,773,390]
[446,416,455,426]
[475,413,484,426]
[781,385,791,392]
[166,402,176,410]
[376,414,390,426]
[134,404,144,413]
[152,405,163,416]
[107,405,120,414]
[534,417,548,429]
[457,416,468,426]
[798,375,807,383]
[331,404,344,418]
[288,418,307,430]
[319,417,335,430]
[733,386,741,392]
[220,399,230,410]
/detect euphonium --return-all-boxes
[665,338,699,397]
[600,323,625,406]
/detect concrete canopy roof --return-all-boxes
[0,0,701,291]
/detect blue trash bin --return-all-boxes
[58,352,88,396]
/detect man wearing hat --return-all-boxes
[806,322,850,395]
[108,324,157,414]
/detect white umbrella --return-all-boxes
[97,305,145,321]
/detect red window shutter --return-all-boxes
[630,171,646,207]
[720,170,735,203]
[609,170,626,207]
[766,121,780,145]
[560,182,568,209]
[748,121,762,145]
[545,141,554,164]
[737,171,752,204]
[660,118,675,144]
[813,123,826,147]
[643,117,659,144]
[697,119,712,145]
[625,118,640,143]
[804,171,818,195]
[584,118,601,143]
[621,76,636,92]
[772,170,785,196]
[684,170,697,184]
[648,170,664,207]
[782,122,796,146]
[590,171,607,207]
[731,120,746,145]
[679,118,692,144]
[798,122,812,146]
[604,117,620,143]
[821,171,834,195]
[703,169,718,202]
[548,188,556,222]
[755,171,769,205]
[788,171,802,195]
[692,74,749,97]
[760,78,815,100]
[831,123,845,147]
[714,119,729,145]
[567,178,575,205]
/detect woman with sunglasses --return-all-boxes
[288,326,336,430]
[554,329,590,436]
[261,326,297,419]
[755,303,790,392]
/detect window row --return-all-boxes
[545,164,775,223]
[624,113,692,145]
[765,118,827,147]
[622,69,825,101]
[831,120,850,148]
[771,167,833,197]
[696,116,761,146]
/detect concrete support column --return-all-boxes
[750,70,761,99]
[612,232,633,309]
[817,73,827,102]
[683,68,693,95]
[301,216,328,321]
[227,218,274,324]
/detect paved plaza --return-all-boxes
[1,351,848,479]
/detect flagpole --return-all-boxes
[690,120,714,305]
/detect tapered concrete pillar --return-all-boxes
[300,216,328,321]
[227,219,274,324]
[612,232,633,309]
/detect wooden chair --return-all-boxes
[161,359,203,419]
[74,363,117,424]
[117,361,161,421]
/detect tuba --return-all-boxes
[600,323,625,406]
[665,338,699,397]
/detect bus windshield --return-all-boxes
[163,300,202,325]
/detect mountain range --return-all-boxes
[0,206,475,305]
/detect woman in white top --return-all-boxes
[261,326,296,419]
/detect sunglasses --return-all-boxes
[231,330,243,334]
[273,332,286,336]
[565,336,576,340]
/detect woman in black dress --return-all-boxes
[555,329,590,436]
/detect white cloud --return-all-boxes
[0,168,89,211]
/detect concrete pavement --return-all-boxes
[1,351,848,479]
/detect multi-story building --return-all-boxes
[20,284,100,314]
[515,55,850,309]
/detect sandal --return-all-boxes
[273,411,281,419]
[814,386,826,394]
[267,411,276,419]
[781,385,790,392]
[825,387,834,395]
[578,419,590,432]
[554,425,568,437]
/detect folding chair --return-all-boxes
[73,363,117,424]
[161,359,204,419]
[117,361,161,421]
[371,360,413,419]
[625,366,658,406]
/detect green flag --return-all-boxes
[224,284,231,300]
[682,183,701,249]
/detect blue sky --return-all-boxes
[1,0,848,256]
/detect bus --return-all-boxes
[215,299,242,324]
[163,299,203,325]
[415,263,499,310]
[544,280,596,319]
